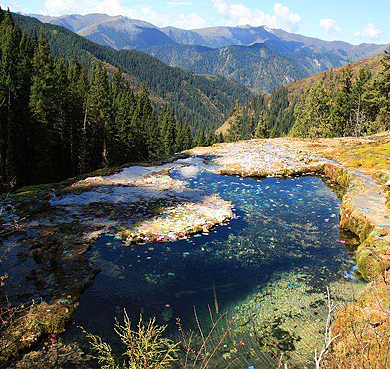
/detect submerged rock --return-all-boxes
[3,134,390,366]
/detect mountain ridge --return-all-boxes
[215,54,386,138]
[31,13,387,58]
[30,13,387,92]
[143,42,344,92]
[15,13,251,131]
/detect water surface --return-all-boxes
[66,172,363,367]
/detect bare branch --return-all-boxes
[314,287,341,369]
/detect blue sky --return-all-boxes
[1,0,389,45]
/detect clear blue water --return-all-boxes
[65,172,361,367]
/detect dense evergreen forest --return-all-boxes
[2,7,389,188]
[0,9,220,189]
[144,42,344,93]
[225,51,390,142]
[11,12,251,132]
[290,54,390,137]
[225,86,295,141]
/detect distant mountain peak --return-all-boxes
[238,24,253,29]
[30,12,386,62]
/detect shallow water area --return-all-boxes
[65,171,365,367]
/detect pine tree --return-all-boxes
[374,51,390,131]
[144,110,161,160]
[29,32,58,181]
[54,58,72,178]
[330,64,354,136]
[206,132,217,146]
[77,65,90,175]
[346,68,371,136]
[86,63,112,170]
[111,67,125,97]
[160,109,177,157]
[291,77,335,138]
[0,10,20,185]
[14,32,34,184]
[194,127,206,147]
[178,121,193,150]
[127,95,147,161]
[174,118,188,153]
[67,57,87,175]
[227,100,243,142]
[255,111,269,138]
[114,88,136,164]
[136,90,153,160]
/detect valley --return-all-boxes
[32,13,387,92]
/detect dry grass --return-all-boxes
[287,56,383,101]
[325,272,390,369]
[81,310,179,369]
[176,306,237,369]
[81,305,238,369]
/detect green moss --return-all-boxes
[337,141,390,173]
[14,183,55,195]
[356,237,390,280]
[357,250,382,281]
[338,172,349,188]
[0,301,73,364]
[361,223,374,242]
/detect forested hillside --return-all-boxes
[290,53,390,138]
[287,56,384,100]
[144,43,343,92]
[34,14,386,61]
[13,13,251,132]
[0,9,211,189]
[2,8,388,190]
[218,86,295,141]
[221,52,390,142]
[32,14,387,93]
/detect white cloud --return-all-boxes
[41,0,136,17]
[174,12,206,29]
[273,3,301,27]
[1,1,28,13]
[354,23,383,40]
[229,3,252,20]
[39,0,203,29]
[213,0,230,16]
[90,0,136,17]
[320,18,342,35]
[42,0,83,15]
[140,7,164,24]
[212,0,301,32]
[167,1,192,5]
[139,6,204,29]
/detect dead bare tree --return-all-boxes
[314,287,341,369]
[277,353,289,369]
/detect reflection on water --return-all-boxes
[65,172,364,368]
